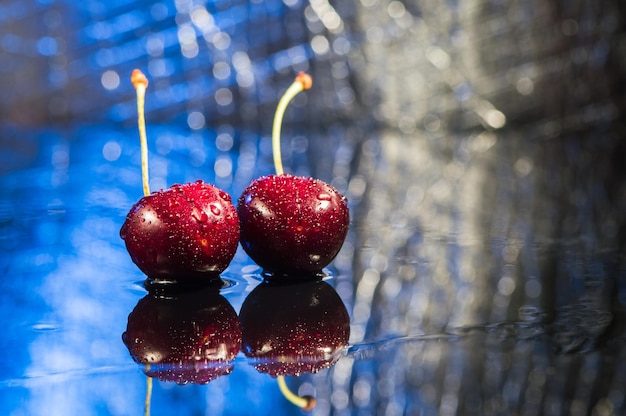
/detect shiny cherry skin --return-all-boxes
[237,174,349,276]
[120,180,239,281]
[122,285,242,385]
[239,278,350,377]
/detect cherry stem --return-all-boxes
[143,367,153,416]
[131,69,150,197]
[277,375,316,411]
[271,72,313,176]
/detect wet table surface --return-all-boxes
[1,122,625,416]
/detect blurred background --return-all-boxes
[1,0,625,415]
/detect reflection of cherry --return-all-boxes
[239,278,350,410]
[120,70,239,282]
[122,284,241,385]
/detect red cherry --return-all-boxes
[121,70,239,282]
[122,285,241,385]
[238,174,349,275]
[237,73,349,276]
[239,278,350,377]
[120,180,239,281]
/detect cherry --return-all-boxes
[239,278,350,410]
[238,73,349,276]
[120,180,239,280]
[122,284,242,385]
[238,174,348,275]
[120,70,239,282]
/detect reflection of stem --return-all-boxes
[144,365,153,416]
[277,375,316,411]
[271,72,312,176]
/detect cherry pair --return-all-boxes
[120,71,349,282]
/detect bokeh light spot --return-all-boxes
[187,111,206,130]
[37,36,58,56]
[102,141,121,161]
[101,70,120,90]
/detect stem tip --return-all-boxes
[131,69,149,90]
[296,72,313,90]
[277,375,317,411]
[301,396,317,411]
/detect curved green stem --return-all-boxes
[271,72,312,176]
[277,375,316,411]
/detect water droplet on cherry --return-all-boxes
[317,193,331,201]
[196,211,209,222]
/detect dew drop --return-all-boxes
[193,210,209,223]
[210,204,221,216]
[317,193,331,201]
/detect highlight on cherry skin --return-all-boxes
[237,72,350,276]
[119,69,240,282]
